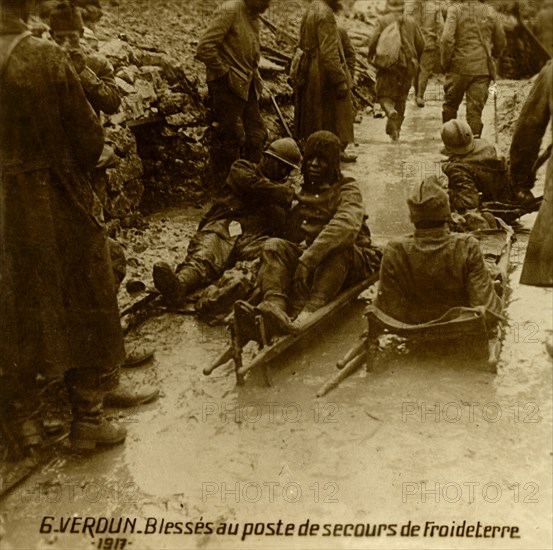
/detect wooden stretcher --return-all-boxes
[317,222,515,397]
[204,274,380,385]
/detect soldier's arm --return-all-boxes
[509,62,551,188]
[80,55,121,114]
[299,180,364,271]
[491,13,506,59]
[227,160,294,206]
[374,243,409,320]
[57,48,104,169]
[443,163,481,212]
[196,5,235,79]
[465,237,502,318]
[339,26,356,79]
[318,10,348,85]
[440,5,457,70]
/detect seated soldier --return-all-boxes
[153,138,302,306]
[375,176,502,325]
[49,2,120,119]
[441,119,512,213]
[254,130,381,332]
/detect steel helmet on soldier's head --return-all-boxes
[386,0,404,13]
[441,119,476,155]
[264,138,302,170]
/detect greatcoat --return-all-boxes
[0,18,125,386]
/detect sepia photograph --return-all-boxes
[1,0,551,548]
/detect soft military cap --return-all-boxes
[407,176,451,223]
[49,2,84,32]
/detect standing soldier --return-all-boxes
[293,0,356,161]
[196,0,270,186]
[411,0,443,107]
[368,0,425,142]
[510,60,552,289]
[0,0,127,452]
[440,0,506,138]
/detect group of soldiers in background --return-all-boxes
[1,0,551,462]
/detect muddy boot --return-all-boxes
[385,110,400,142]
[123,344,155,368]
[153,262,200,306]
[257,299,299,335]
[69,389,126,450]
[103,380,159,408]
[415,96,425,107]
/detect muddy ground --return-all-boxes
[1,76,552,550]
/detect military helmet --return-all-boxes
[264,138,302,170]
[386,0,405,12]
[441,119,476,155]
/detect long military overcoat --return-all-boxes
[0,17,125,386]
[293,0,354,145]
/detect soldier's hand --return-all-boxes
[68,49,87,74]
[293,262,311,298]
[337,81,349,99]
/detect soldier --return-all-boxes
[510,60,552,294]
[48,1,119,118]
[254,131,381,332]
[0,0,129,453]
[196,0,270,185]
[440,0,506,137]
[411,0,443,107]
[441,119,511,213]
[293,0,357,161]
[153,138,302,306]
[368,0,425,141]
[375,176,502,325]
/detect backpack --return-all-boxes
[374,20,401,69]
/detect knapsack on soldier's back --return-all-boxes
[374,20,402,69]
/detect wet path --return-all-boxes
[2,87,552,550]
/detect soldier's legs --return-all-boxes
[304,248,350,312]
[257,238,302,310]
[465,76,489,137]
[443,72,469,123]
[242,84,267,164]
[208,77,247,185]
[416,49,436,102]
[65,367,126,450]
[154,221,235,304]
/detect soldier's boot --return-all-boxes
[153,263,202,306]
[256,295,299,335]
[103,380,159,408]
[296,258,348,325]
[68,388,126,450]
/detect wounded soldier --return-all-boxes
[253,130,381,333]
[153,138,301,307]
[375,176,502,325]
[440,119,512,216]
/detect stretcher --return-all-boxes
[317,221,515,397]
[204,274,379,385]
